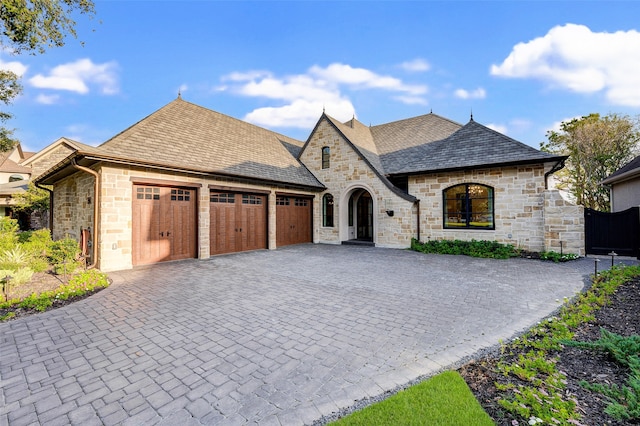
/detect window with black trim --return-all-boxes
[322,193,334,227]
[322,146,330,169]
[443,183,494,229]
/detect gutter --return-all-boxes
[70,159,99,269]
[544,158,566,190]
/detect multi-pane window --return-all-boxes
[321,147,330,169]
[210,193,235,203]
[443,183,494,229]
[323,193,334,227]
[171,189,191,202]
[136,186,160,200]
[242,194,263,205]
[276,196,290,206]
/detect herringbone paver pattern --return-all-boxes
[1,245,595,425]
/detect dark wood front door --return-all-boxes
[210,192,267,255]
[132,185,197,266]
[276,196,312,247]
[356,193,373,241]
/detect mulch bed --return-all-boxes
[459,278,640,425]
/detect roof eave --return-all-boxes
[387,156,568,178]
[601,167,640,186]
[36,152,326,192]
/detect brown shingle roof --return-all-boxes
[95,98,323,188]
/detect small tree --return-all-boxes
[541,113,640,211]
[11,182,49,230]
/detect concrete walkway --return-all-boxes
[1,245,624,425]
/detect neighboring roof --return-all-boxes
[0,152,31,175]
[0,179,29,196]
[602,154,640,185]
[381,119,565,175]
[82,98,323,189]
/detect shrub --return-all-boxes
[411,238,518,259]
[49,237,81,275]
[539,251,580,262]
[0,217,19,252]
[21,229,52,258]
[0,246,29,267]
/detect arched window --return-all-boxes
[9,175,24,182]
[322,193,334,227]
[321,146,330,169]
[443,183,494,229]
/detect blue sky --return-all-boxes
[3,1,640,153]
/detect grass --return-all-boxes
[330,371,494,426]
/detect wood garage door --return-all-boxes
[276,195,312,247]
[132,185,197,266]
[210,192,267,255]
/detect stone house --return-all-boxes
[35,97,585,272]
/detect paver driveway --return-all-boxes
[1,245,586,425]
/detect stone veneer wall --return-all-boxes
[409,164,551,252]
[52,169,95,242]
[300,119,416,248]
[53,164,316,272]
[543,190,585,256]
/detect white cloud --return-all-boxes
[486,123,508,134]
[394,95,428,106]
[491,23,640,106]
[222,62,428,128]
[309,63,427,96]
[454,87,486,100]
[0,56,28,76]
[35,93,60,105]
[29,58,119,95]
[400,58,431,72]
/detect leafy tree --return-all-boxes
[12,182,50,214]
[0,0,96,54]
[541,113,640,211]
[0,69,22,152]
[0,0,96,151]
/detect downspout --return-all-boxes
[34,182,53,235]
[415,200,421,242]
[71,159,99,269]
[544,158,566,189]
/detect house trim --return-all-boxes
[131,177,203,188]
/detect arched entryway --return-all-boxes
[341,187,375,244]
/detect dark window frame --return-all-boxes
[443,183,495,230]
[322,193,334,227]
[321,146,330,169]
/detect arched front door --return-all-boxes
[346,189,374,243]
[356,192,373,241]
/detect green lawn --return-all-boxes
[330,371,494,425]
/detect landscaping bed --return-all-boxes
[460,275,640,425]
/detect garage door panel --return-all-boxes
[210,191,266,255]
[133,185,196,266]
[276,196,312,247]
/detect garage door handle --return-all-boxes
[160,232,164,237]
[167,232,171,236]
